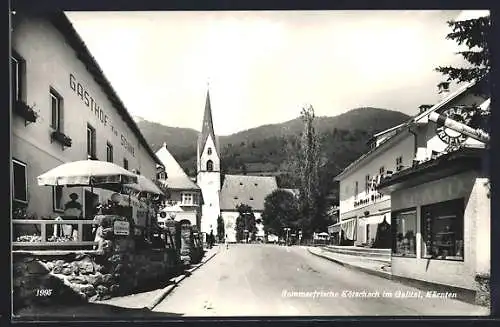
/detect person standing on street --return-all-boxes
[225,234,229,249]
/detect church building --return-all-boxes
[195,90,279,241]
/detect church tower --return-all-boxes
[197,89,221,237]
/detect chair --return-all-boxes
[63,208,82,240]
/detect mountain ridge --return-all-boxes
[135,107,411,180]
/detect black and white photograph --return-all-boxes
[10,8,491,319]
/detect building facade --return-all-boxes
[219,175,278,243]
[11,12,163,222]
[334,125,414,247]
[156,143,202,228]
[378,78,490,293]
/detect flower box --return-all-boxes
[51,130,73,147]
[14,100,38,123]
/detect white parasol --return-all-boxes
[37,160,138,190]
[124,174,164,195]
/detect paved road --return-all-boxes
[153,244,489,316]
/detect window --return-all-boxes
[123,158,129,170]
[396,156,403,171]
[87,124,96,158]
[50,89,63,131]
[379,166,385,175]
[354,181,359,200]
[11,52,24,102]
[206,160,213,172]
[13,159,27,203]
[421,198,464,261]
[365,174,371,193]
[181,192,195,205]
[207,147,212,155]
[53,186,64,212]
[392,209,417,257]
[106,142,113,163]
[157,171,167,180]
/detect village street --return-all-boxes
[152,244,488,316]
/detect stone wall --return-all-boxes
[13,215,182,313]
[475,273,490,307]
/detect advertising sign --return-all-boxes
[113,220,130,236]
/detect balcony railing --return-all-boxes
[12,219,98,249]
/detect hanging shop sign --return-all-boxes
[435,106,475,147]
[69,73,135,157]
[113,220,130,236]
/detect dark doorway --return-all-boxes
[84,190,98,241]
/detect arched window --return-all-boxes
[206,160,213,172]
[207,147,212,155]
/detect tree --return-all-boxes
[217,215,225,242]
[435,14,491,91]
[234,204,257,242]
[262,189,300,237]
[286,105,325,238]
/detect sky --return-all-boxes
[66,10,489,136]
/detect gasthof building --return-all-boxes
[11,11,163,221]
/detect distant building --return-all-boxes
[11,12,162,221]
[156,143,202,227]
[219,175,278,242]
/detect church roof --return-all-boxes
[198,89,219,157]
[220,175,278,212]
[156,143,200,191]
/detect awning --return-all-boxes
[340,218,357,241]
[328,224,340,233]
[359,214,391,225]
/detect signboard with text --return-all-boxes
[113,221,130,236]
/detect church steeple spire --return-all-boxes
[198,88,218,157]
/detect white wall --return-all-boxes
[12,15,158,218]
[197,135,221,235]
[221,211,263,242]
[339,133,415,216]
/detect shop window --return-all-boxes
[207,147,212,155]
[50,88,63,131]
[87,124,96,159]
[12,158,27,203]
[421,198,464,261]
[206,160,213,172]
[396,156,403,171]
[354,181,359,200]
[53,186,64,212]
[11,51,25,103]
[106,142,113,163]
[123,158,129,170]
[392,209,417,257]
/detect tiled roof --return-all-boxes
[220,175,278,211]
[156,143,200,190]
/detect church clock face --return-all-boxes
[436,106,473,147]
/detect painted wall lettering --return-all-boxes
[69,73,135,157]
